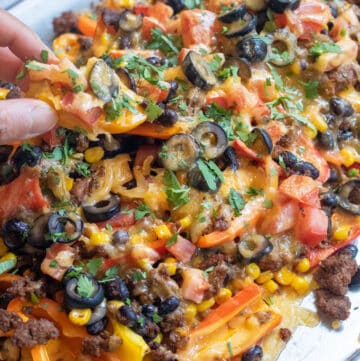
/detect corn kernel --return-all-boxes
[263,280,279,293]
[275,267,294,286]
[289,61,301,75]
[185,304,197,322]
[311,113,328,133]
[256,271,274,284]
[0,238,8,257]
[231,277,253,290]
[333,225,351,242]
[197,297,215,313]
[245,263,261,280]
[340,148,355,167]
[175,327,188,337]
[296,258,311,273]
[178,216,192,229]
[304,126,317,139]
[153,333,163,344]
[245,315,259,329]
[154,224,172,240]
[69,308,92,326]
[84,146,104,163]
[291,276,310,295]
[114,0,135,8]
[0,88,9,100]
[215,288,232,304]
[164,258,177,276]
[331,320,341,330]
[65,176,74,191]
[90,231,111,246]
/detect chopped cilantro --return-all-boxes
[218,65,238,80]
[25,62,44,71]
[75,162,91,177]
[152,313,163,323]
[30,292,40,304]
[289,112,317,133]
[163,170,190,210]
[299,80,319,99]
[104,93,138,121]
[145,99,164,121]
[40,50,49,63]
[268,64,284,91]
[228,188,246,216]
[132,270,147,281]
[49,260,58,268]
[87,258,103,276]
[15,68,26,80]
[64,264,84,280]
[227,341,234,357]
[76,275,95,298]
[166,233,178,247]
[197,159,223,192]
[105,223,113,231]
[208,54,223,72]
[135,203,151,220]
[146,28,182,58]
[245,187,264,198]
[98,266,119,283]
[309,41,343,57]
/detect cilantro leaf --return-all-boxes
[145,99,164,121]
[299,80,319,99]
[163,170,190,210]
[289,112,317,133]
[228,188,246,216]
[132,270,147,281]
[309,41,343,57]
[75,162,91,177]
[40,50,49,63]
[76,275,95,298]
[135,203,151,220]
[146,28,182,57]
[87,258,103,276]
[268,64,284,91]
[197,159,221,192]
[166,233,178,247]
[104,93,138,121]
[25,62,44,71]
[208,54,223,72]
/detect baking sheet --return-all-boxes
[8,1,360,360]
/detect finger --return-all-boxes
[0,9,57,63]
[0,99,58,144]
[0,47,23,82]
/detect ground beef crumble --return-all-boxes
[0,310,22,332]
[315,289,351,321]
[53,11,79,36]
[11,319,59,348]
[279,328,292,342]
[7,278,45,299]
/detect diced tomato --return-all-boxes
[279,174,320,208]
[135,144,160,167]
[134,4,150,16]
[248,70,278,102]
[142,17,167,41]
[206,90,228,109]
[0,168,48,223]
[180,10,218,48]
[100,255,131,271]
[147,2,173,22]
[264,121,287,144]
[131,245,161,264]
[137,79,170,102]
[233,139,259,161]
[97,211,136,230]
[260,199,298,235]
[166,235,196,263]
[41,243,76,281]
[41,126,63,147]
[295,206,328,247]
[181,268,210,304]
[205,0,242,12]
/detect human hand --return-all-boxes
[0,9,58,144]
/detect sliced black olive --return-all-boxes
[28,214,53,249]
[158,296,180,315]
[90,59,120,102]
[182,51,217,90]
[317,130,336,150]
[222,57,252,83]
[242,345,263,361]
[225,13,257,38]
[277,151,297,167]
[166,0,185,13]
[87,317,108,335]
[87,298,107,325]
[192,121,228,160]
[164,80,178,103]
[65,275,104,309]
[268,29,296,67]
[269,0,299,13]
[116,68,136,92]
[119,10,143,32]
[3,219,30,250]
[13,145,42,168]
[104,276,130,301]
[236,36,268,64]
[337,180,360,215]
[0,145,13,164]
[248,128,273,156]
[0,164,19,186]
[156,108,179,127]
[162,134,200,171]
[112,230,130,245]
[350,267,360,289]
[82,194,121,223]
[118,305,138,328]
[320,192,338,209]
[238,235,273,262]
[223,146,239,171]
[329,97,354,117]
[218,5,246,23]
[47,212,84,243]
[338,244,358,259]
[292,161,319,180]
[188,163,221,193]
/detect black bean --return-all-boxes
[104,277,130,300]
[135,319,160,341]
[86,317,108,335]
[13,145,42,168]
[3,219,30,250]
[158,296,180,315]
[0,145,13,164]
[242,345,263,361]
[156,108,179,127]
[340,244,358,259]
[329,97,354,117]
[317,130,336,150]
[142,304,157,318]
[112,230,130,245]
[292,161,319,180]
[320,192,338,208]
[118,305,138,328]
[278,151,298,167]
[350,267,360,289]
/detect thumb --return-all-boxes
[0,99,58,144]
